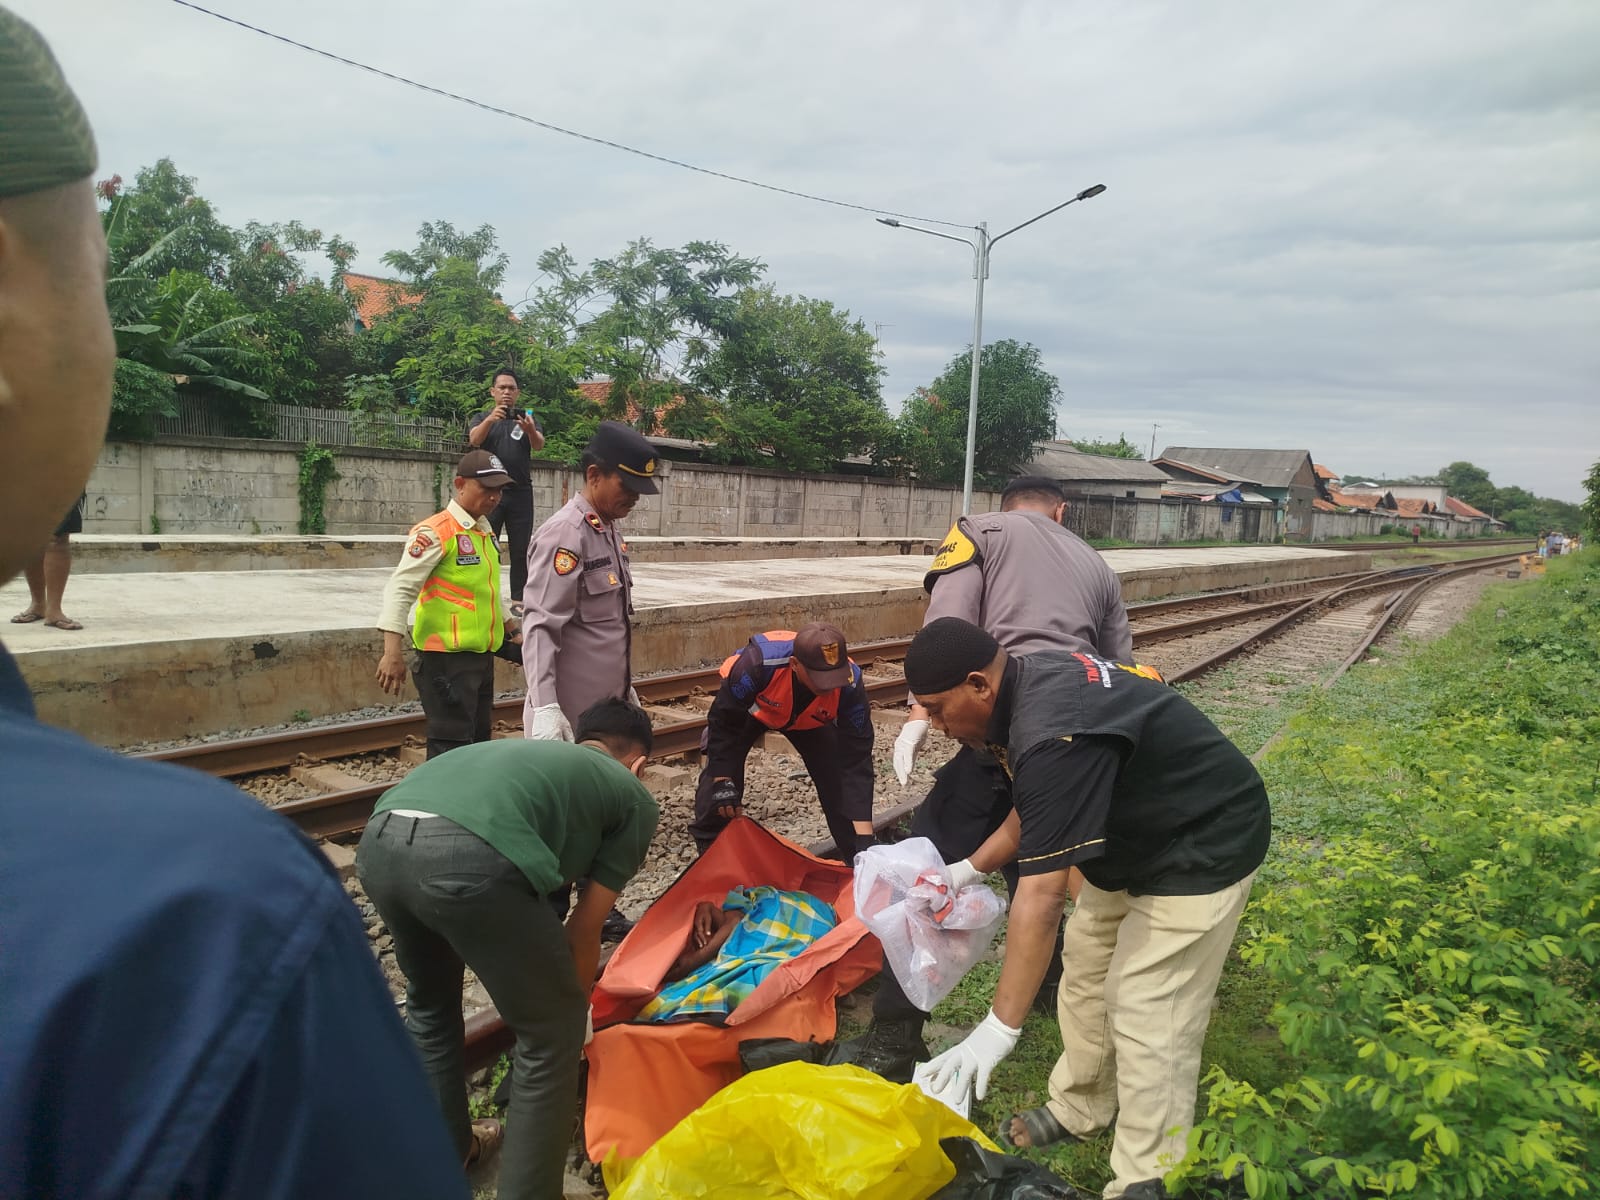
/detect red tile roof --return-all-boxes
[1312,497,1341,512]
[1313,463,1339,480]
[1393,498,1437,518]
[1444,496,1493,521]
[1327,488,1384,510]
[578,379,684,427]
[342,272,423,328]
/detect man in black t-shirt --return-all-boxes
[466,368,543,611]
[906,617,1269,1198]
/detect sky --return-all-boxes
[17,0,1598,501]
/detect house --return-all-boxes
[1443,496,1502,530]
[1021,441,1173,500]
[340,272,422,333]
[1156,447,1320,537]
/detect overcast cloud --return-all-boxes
[18,0,1598,500]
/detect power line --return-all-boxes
[168,0,973,229]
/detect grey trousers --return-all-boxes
[357,813,586,1200]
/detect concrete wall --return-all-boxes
[1306,509,1480,541]
[1062,496,1274,544]
[88,438,999,539]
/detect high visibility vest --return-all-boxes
[719,630,856,731]
[411,511,503,654]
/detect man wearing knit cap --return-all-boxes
[690,621,878,859]
[855,474,1131,1080]
[0,8,464,1196]
[906,617,1269,1200]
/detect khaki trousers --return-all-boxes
[1046,872,1256,1197]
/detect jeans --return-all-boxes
[357,813,586,1200]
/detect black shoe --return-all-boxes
[600,907,635,943]
[1117,1181,1169,1200]
[838,1018,929,1085]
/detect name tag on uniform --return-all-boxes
[455,532,481,566]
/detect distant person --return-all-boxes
[691,622,877,859]
[10,491,85,629]
[851,475,1132,1083]
[1411,523,1421,544]
[466,369,544,614]
[0,9,466,1197]
[358,701,659,1200]
[375,449,521,758]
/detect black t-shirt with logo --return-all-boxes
[466,410,540,487]
[990,652,1270,896]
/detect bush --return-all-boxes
[1172,555,1600,1197]
[108,358,178,440]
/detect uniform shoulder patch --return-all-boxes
[406,526,438,558]
[553,547,580,576]
[923,519,982,591]
[585,512,605,532]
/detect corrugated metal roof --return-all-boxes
[1151,456,1264,486]
[1158,446,1314,488]
[1024,441,1172,483]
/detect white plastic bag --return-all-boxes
[853,838,1006,1011]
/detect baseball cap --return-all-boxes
[587,420,660,494]
[793,622,853,691]
[456,449,513,487]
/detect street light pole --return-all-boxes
[878,183,1105,514]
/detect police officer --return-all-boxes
[852,475,1133,1080]
[376,449,519,758]
[466,368,544,613]
[691,622,877,860]
[522,421,659,741]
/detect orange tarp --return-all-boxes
[585,817,882,1162]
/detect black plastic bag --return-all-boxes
[736,1036,861,1074]
[928,1136,1085,1199]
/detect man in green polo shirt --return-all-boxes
[356,698,659,1200]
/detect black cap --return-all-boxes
[586,420,660,494]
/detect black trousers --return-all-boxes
[690,717,862,862]
[871,744,1064,1023]
[488,486,535,604]
[357,814,584,1199]
[411,650,495,759]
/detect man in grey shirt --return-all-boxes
[852,475,1132,1081]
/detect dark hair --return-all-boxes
[576,698,653,757]
[1000,475,1067,510]
[491,368,521,387]
[580,449,613,474]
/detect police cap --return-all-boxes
[586,420,660,494]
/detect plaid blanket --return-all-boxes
[638,886,838,1022]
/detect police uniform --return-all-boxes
[869,508,1133,1031]
[691,626,875,858]
[520,422,659,733]
[377,496,504,759]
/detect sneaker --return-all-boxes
[839,1018,929,1084]
[600,907,635,943]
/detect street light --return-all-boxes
[878,183,1106,514]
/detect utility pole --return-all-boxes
[1149,422,1161,460]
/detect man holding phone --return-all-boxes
[467,368,544,614]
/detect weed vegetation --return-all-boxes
[934,553,1597,1196]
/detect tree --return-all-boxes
[689,286,888,472]
[1582,459,1600,537]
[364,221,528,420]
[532,239,764,430]
[884,339,1059,486]
[1067,434,1143,459]
[1437,461,1497,512]
[98,159,237,284]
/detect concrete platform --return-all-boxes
[58,533,947,573]
[3,545,1366,747]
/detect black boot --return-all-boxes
[838,1017,929,1084]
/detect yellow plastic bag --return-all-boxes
[604,1061,1000,1200]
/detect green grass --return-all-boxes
[921,553,1597,1194]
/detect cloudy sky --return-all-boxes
[19,0,1598,500]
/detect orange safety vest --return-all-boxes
[719,630,853,731]
[411,509,502,654]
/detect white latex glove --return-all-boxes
[529,703,574,742]
[584,1004,594,1047]
[945,857,982,894]
[893,718,930,786]
[912,858,983,924]
[918,1009,1021,1105]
